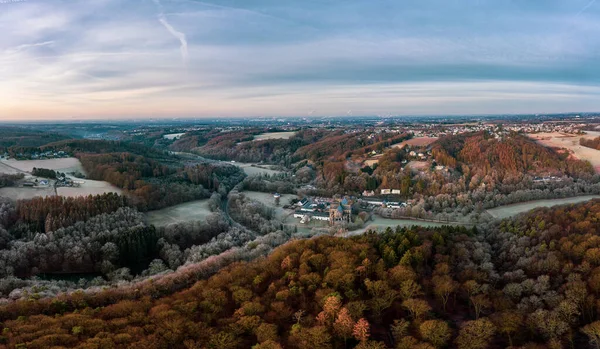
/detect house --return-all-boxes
[362,190,375,197]
[391,189,401,195]
[381,189,391,195]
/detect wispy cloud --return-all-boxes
[152,0,188,65]
[0,0,600,119]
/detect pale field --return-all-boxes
[347,216,453,236]
[243,191,298,221]
[487,195,600,219]
[163,133,185,140]
[363,154,383,167]
[406,161,429,171]
[56,178,122,198]
[0,162,22,174]
[253,131,296,141]
[1,158,86,174]
[146,199,212,227]
[235,162,283,176]
[528,131,600,173]
[0,186,55,200]
[390,137,438,149]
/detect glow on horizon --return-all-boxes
[1,0,600,120]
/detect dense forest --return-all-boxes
[6,200,600,347]
[69,143,245,210]
[0,127,71,156]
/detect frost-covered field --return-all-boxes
[253,131,296,141]
[487,195,600,219]
[56,178,122,198]
[1,157,85,174]
[235,163,283,176]
[146,199,212,226]
[163,133,185,140]
[0,186,55,200]
[390,137,438,149]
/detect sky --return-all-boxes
[1,0,600,120]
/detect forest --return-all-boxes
[5,200,600,347]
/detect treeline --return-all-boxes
[581,136,600,151]
[31,167,60,179]
[9,199,600,347]
[77,152,244,211]
[16,193,128,234]
[0,127,70,155]
[0,173,24,188]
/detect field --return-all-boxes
[234,162,283,176]
[253,131,296,141]
[347,216,455,236]
[406,161,429,171]
[486,195,600,219]
[146,199,212,227]
[0,158,86,174]
[390,136,438,149]
[56,178,122,198]
[163,133,185,140]
[0,186,55,200]
[363,154,383,167]
[243,191,298,221]
[528,131,600,173]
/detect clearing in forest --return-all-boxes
[253,131,296,141]
[0,158,86,174]
[390,136,438,149]
[146,199,212,226]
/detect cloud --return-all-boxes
[0,0,599,119]
[152,0,188,65]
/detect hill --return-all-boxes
[432,131,594,178]
[6,200,600,347]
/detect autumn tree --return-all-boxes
[419,320,451,348]
[455,318,495,349]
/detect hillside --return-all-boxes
[5,200,600,347]
[432,131,593,177]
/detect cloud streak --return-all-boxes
[0,0,600,119]
[152,0,188,65]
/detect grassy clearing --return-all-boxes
[234,163,283,176]
[1,158,86,174]
[390,136,438,149]
[486,195,600,219]
[146,199,212,227]
[0,186,55,200]
[253,132,296,141]
[56,178,122,198]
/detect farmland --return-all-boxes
[390,136,438,149]
[242,191,297,221]
[146,199,212,226]
[0,157,85,174]
[56,178,122,198]
[486,195,600,219]
[528,131,600,173]
[253,131,296,141]
[234,162,283,176]
[163,133,185,140]
[0,186,55,200]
